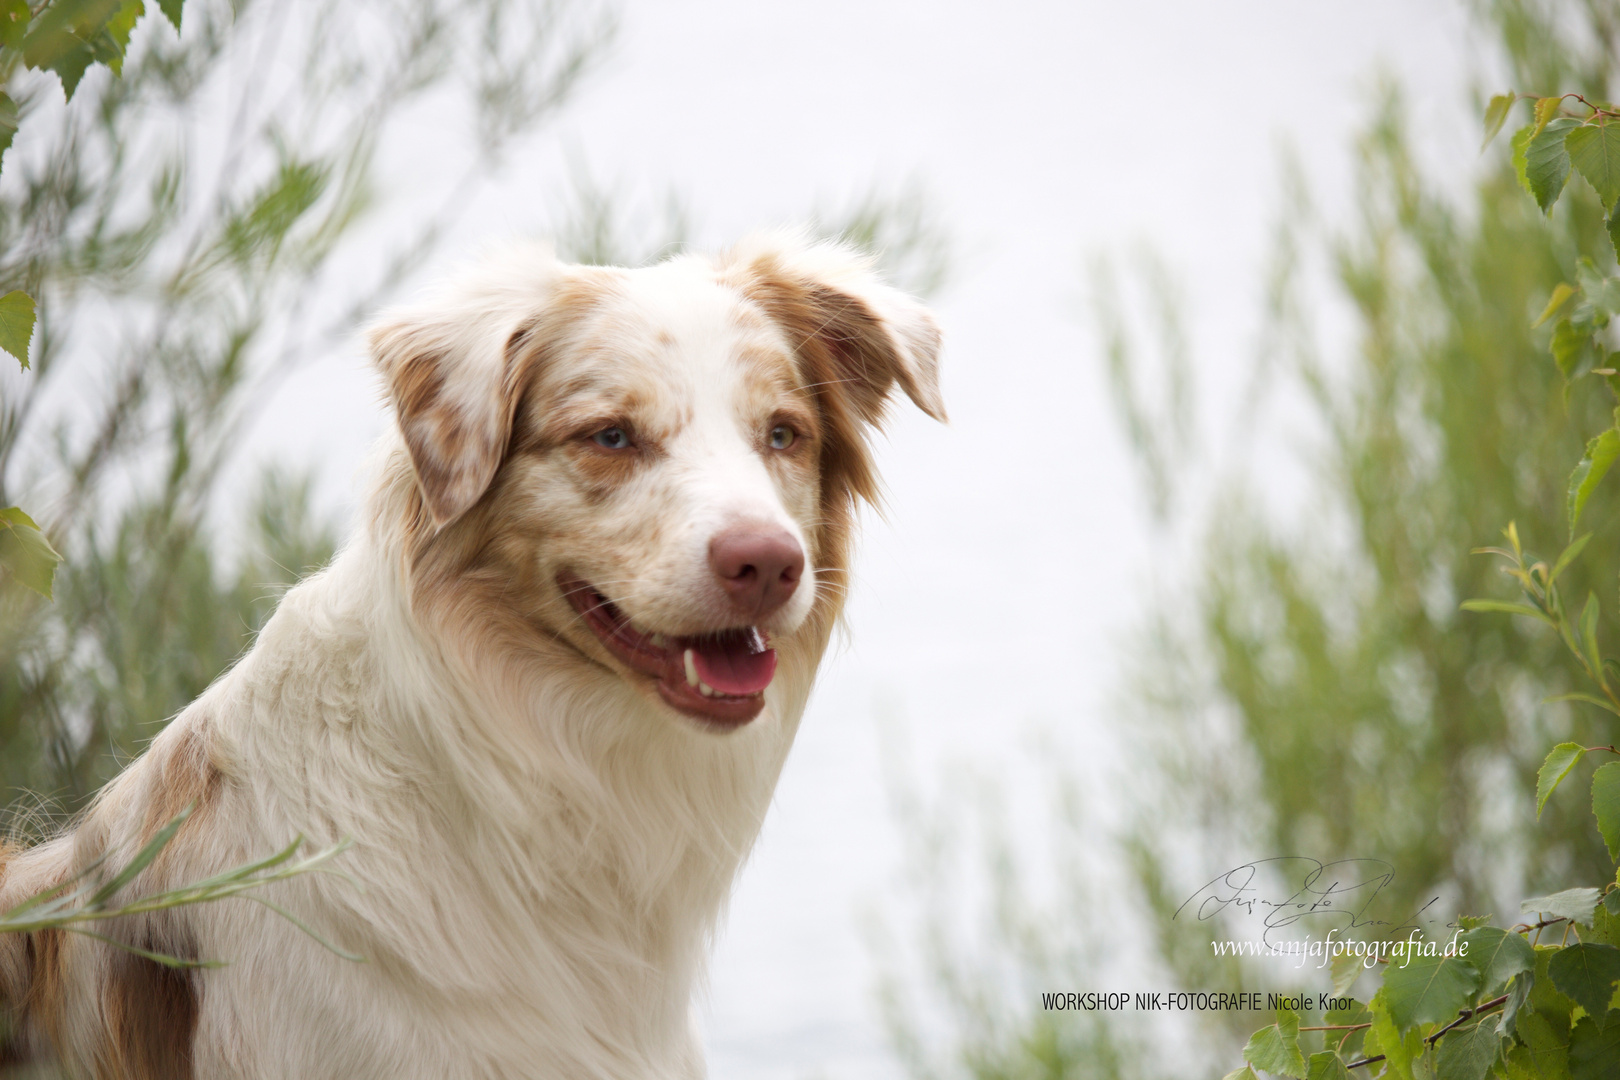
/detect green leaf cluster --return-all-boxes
[0,2,187,380]
[1225,902,1620,1079]
[1228,70,1620,1080]
[1487,96,1620,553]
[1105,5,1620,1076]
[1,0,181,105]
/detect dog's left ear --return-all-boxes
[726,232,946,425]
[369,248,560,529]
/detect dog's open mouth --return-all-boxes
[559,575,776,727]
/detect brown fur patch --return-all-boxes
[0,841,26,1007]
[730,266,888,494]
[393,271,613,557]
[388,349,448,426]
[374,323,523,529]
[142,724,221,855]
[564,439,651,497]
[95,935,198,1080]
[97,723,214,1078]
[25,928,65,1062]
[0,724,216,1075]
[0,925,66,1070]
[0,835,70,1069]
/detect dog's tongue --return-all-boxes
[689,630,777,695]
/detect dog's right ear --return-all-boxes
[369,247,562,529]
[723,231,946,426]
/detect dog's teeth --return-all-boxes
[684,649,699,687]
[649,633,667,648]
[699,681,715,697]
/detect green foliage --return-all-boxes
[1524,117,1580,212]
[1434,1020,1501,1080]
[1218,27,1620,1071]
[1567,1014,1620,1077]
[9,0,149,101]
[0,505,58,598]
[1569,428,1620,533]
[1564,123,1620,212]
[547,165,954,302]
[1486,94,1518,151]
[0,0,614,808]
[1243,1007,1306,1078]
[1090,247,1193,523]
[0,0,188,376]
[544,163,692,269]
[1332,953,1365,997]
[1367,989,1425,1079]
[1547,943,1620,1026]
[1058,3,1620,1076]
[1593,762,1620,860]
[1541,744,1592,817]
[1305,1051,1352,1080]
[1224,912,1620,1077]
[1088,8,1620,1063]
[0,90,15,169]
[1461,926,1537,996]
[0,287,32,367]
[811,180,956,300]
[1382,953,1481,1030]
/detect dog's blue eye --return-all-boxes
[768,425,795,450]
[593,427,631,450]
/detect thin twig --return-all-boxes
[1342,994,1509,1072]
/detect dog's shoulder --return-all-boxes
[0,699,234,1077]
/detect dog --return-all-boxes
[0,232,944,1079]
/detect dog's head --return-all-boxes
[369,233,944,730]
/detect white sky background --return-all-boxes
[226,1,1489,1076]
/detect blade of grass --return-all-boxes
[66,928,227,970]
[1544,692,1620,715]
[241,894,365,962]
[87,803,194,906]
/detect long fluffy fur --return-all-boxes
[0,232,943,1080]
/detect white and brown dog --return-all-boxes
[0,233,943,1078]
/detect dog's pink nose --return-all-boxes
[709,525,804,620]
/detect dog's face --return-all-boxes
[370,235,944,730]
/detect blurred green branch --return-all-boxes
[1,803,358,967]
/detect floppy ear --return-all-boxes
[369,246,562,529]
[725,231,946,425]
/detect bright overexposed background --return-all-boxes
[232,2,1484,1075]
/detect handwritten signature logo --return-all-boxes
[1173,857,1441,944]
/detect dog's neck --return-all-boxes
[221,497,827,1050]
